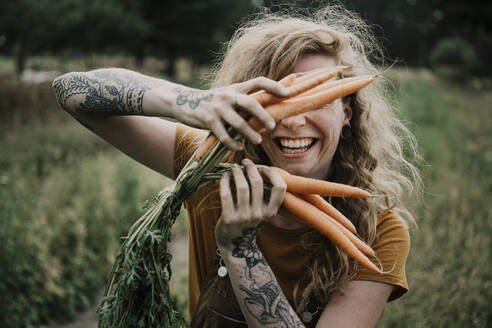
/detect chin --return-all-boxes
[278,162,314,177]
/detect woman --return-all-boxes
[53,5,420,327]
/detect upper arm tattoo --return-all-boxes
[53,70,159,116]
[231,226,304,327]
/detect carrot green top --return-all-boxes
[174,124,410,318]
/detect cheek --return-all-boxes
[323,127,341,154]
[310,111,344,137]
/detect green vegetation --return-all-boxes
[378,71,492,327]
[0,119,186,326]
[430,37,479,80]
[0,66,491,327]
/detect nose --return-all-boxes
[280,114,306,131]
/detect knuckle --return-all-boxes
[239,210,252,221]
[238,120,251,131]
[242,96,258,109]
[229,118,244,129]
[249,177,263,187]
[236,184,249,194]
[266,208,278,218]
[216,92,230,102]
[203,116,215,126]
[226,214,238,223]
[252,210,263,221]
[219,192,229,203]
[217,134,232,145]
[255,76,268,84]
[213,104,226,116]
[273,183,287,194]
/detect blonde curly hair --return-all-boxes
[208,5,421,315]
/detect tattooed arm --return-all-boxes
[215,160,304,327]
[52,68,289,178]
[222,227,304,328]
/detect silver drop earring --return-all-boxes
[302,300,321,323]
[216,249,228,278]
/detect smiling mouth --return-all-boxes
[274,137,318,154]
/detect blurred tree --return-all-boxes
[0,0,56,72]
[262,0,491,75]
[0,0,490,76]
[140,0,253,76]
[430,36,478,79]
[428,0,492,76]
[52,0,150,56]
[0,0,150,73]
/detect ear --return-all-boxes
[343,103,352,125]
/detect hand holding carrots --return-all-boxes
[215,159,287,249]
[215,161,380,273]
[173,77,290,151]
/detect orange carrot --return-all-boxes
[288,66,348,93]
[322,211,375,257]
[250,73,297,106]
[195,133,218,161]
[251,66,347,107]
[293,75,369,99]
[282,192,380,272]
[280,204,374,257]
[273,167,371,198]
[292,66,346,84]
[248,74,375,133]
[301,193,357,234]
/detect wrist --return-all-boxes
[142,83,181,118]
[215,222,261,250]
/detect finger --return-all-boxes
[209,119,243,150]
[261,167,287,218]
[237,76,290,98]
[219,172,235,221]
[231,164,250,216]
[242,159,263,221]
[216,105,263,144]
[235,94,276,131]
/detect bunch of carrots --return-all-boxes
[199,66,380,273]
[272,168,379,273]
[98,66,379,328]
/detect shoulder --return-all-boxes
[353,210,411,301]
[175,123,208,146]
[174,124,208,175]
[374,210,411,250]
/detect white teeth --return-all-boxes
[277,138,315,154]
[279,138,313,148]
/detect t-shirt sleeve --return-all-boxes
[352,211,411,301]
[173,123,208,176]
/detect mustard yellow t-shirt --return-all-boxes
[174,124,410,318]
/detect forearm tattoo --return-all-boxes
[173,86,213,109]
[231,227,304,327]
[53,70,157,117]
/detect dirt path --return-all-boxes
[50,235,188,328]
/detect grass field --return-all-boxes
[377,70,492,327]
[0,60,490,327]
